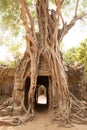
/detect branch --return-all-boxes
[67,12,87,33]
[51,1,61,39]
[41,0,48,43]
[19,0,38,53]
[19,0,35,34]
[55,0,64,6]
[58,0,87,43]
[75,0,80,16]
[57,16,76,43]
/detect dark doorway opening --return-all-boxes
[24,76,49,112]
[24,77,30,110]
[35,76,49,112]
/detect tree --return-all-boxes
[0,0,87,126]
[0,0,20,32]
[77,39,87,74]
[64,39,87,75]
[17,0,87,124]
[0,30,26,67]
[64,47,78,64]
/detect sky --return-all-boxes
[62,21,87,51]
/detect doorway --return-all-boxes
[24,76,49,112]
[35,76,49,111]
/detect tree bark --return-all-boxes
[18,0,39,115]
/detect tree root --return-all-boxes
[71,114,87,124]
[52,91,87,126]
[0,97,13,110]
[0,112,34,126]
[0,97,35,126]
[0,93,87,126]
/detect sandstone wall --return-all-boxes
[0,66,15,96]
[64,64,87,100]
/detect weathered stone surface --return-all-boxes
[12,106,22,116]
[0,66,15,96]
[0,109,12,116]
[64,64,87,100]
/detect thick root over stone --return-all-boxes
[52,91,87,126]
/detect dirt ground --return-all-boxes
[0,95,87,130]
[0,111,87,130]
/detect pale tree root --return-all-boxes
[21,97,35,117]
[52,91,87,127]
[0,93,87,126]
[0,97,13,111]
[0,111,34,126]
[0,97,35,126]
[0,114,34,126]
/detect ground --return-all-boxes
[0,112,87,130]
[0,95,87,130]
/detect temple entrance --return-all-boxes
[24,76,49,112]
[35,76,49,111]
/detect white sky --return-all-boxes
[0,46,8,60]
[63,21,87,51]
[0,45,14,61]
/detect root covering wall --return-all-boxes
[0,64,86,100]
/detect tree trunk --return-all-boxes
[18,0,39,115]
[19,0,80,123]
[0,0,87,126]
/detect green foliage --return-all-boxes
[0,0,86,33]
[77,39,87,74]
[0,0,37,36]
[0,0,21,32]
[63,47,78,64]
[8,44,22,60]
[64,39,87,74]
[0,29,26,66]
[0,60,16,67]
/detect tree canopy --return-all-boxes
[0,0,87,35]
[0,0,87,66]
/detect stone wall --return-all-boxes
[0,66,15,96]
[64,64,87,100]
